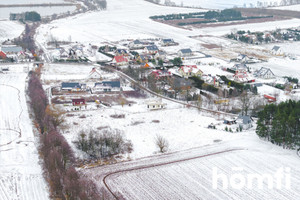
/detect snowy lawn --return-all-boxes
[63,100,244,159]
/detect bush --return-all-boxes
[74,129,133,159]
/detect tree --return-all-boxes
[171,57,182,66]
[155,135,169,153]
[25,11,41,22]
[239,91,252,116]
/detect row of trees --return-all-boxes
[28,72,106,199]
[256,100,300,150]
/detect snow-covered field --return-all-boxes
[41,63,118,81]
[106,145,300,200]
[0,6,76,19]
[270,4,300,11]
[162,0,282,9]
[1,0,66,4]
[0,65,49,200]
[0,21,24,43]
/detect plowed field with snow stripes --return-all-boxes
[106,150,300,200]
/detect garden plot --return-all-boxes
[41,63,119,82]
[105,147,300,200]
[63,99,243,159]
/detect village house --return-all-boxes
[236,54,250,63]
[92,80,121,93]
[142,62,156,69]
[151,69,172,79]
[271,46,284,56]
[144,45,159,54]
[233,69,255,83]
[154,51,167,60]
[129,40,144,49]
[1,45,22,54]
[136,54,153,63]
[112,55,129,66]
[87,67,102,79]
[115,49,129,56]
[61,82,85,91]
[178,65,203,78]
[178,48,192,57]
[146,99,167,110]
[254,67,275,79]
[72,98,86,106]
[231,63,250,72]
[160,38,176,46]
[0,51,7,60]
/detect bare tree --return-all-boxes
[239,91,252,116]
[155,135,169,153]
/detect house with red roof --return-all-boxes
[151,70,172,79]
[0,51,7,60]
[112,55,129,66]
[233,69,255,83]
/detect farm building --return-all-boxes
[92,81,121,93]
[72,98,86,106]
[254,67,275,79]
[61,82,84,91]
[178,48,192,57]
[146,99,166,110]
[264,94,276,102]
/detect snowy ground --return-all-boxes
[41,63,118,82]
[0,65,49,200]
[0,21,24,43]
[85,136,300,200]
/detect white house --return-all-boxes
[254,67,275,79]
[271,46,284,55]
[146,99,166,110]
[87,68,102,79]
[178,48,192,57]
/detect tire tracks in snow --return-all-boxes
[102,148,245,200]
[0,84,23,149]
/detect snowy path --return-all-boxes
[0,67,49,200]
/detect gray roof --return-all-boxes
[61,82,81,88]
[162,39,174,43]
[179,48,192,54]
[146,45,159,51]
[255,67,275,77]
[272,46,281,51]
[1,45,22,53]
